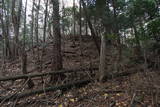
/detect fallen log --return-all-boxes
[0,68,98,82]
[63,51,76,54]
[0,79,91,102]
[103,68,153,82]
[0,69,155,102]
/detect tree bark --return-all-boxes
[98,35,115,82]
[50,0,63,81]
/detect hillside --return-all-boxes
[0,36,159,107]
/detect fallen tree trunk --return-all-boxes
[0,69,154,102]
[103,69,143,81]
[0,79,91,102]
[0,68,98,82]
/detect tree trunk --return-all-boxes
[97,0,118,82]
[35,0,41,46]
[99,35,115,82]
[21,0,34,88]
[12,0,22,57]
[52,0,62,70]
[34,0,41,70]
[72,0,76,45]
[133,25,141,60]
[79,0,83,56]
[62,0,65,37]
[1,0,12,59]
[30,0,35,51]
[21,52,34,89]
[112,0,121,62]
[133,25,141,48]
[43,0,49,43]
[50,0,63,82]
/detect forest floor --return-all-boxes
[0,36,160,107]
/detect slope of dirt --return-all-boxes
[0,36,99,76]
